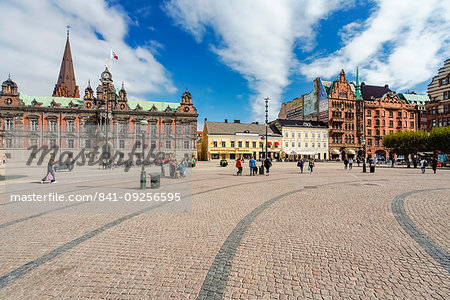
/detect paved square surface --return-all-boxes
[0,161,449,299]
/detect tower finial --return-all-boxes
[88,79,91,87]
[355,66,362,101]
[8,73,11,80]
[66,25,71,38]
[122,81,124,89]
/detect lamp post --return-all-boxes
[264,97,269,160]
[361,137,366,173]
[140,119,148,189]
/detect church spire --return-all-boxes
[355,66,361,101]
[52,26,79,98]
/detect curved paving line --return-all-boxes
[0,175,285,229]
[196,178,405,300]
[392,188,450,273]
[0,176,294,289]
[196,189,302,300]
[0,176,223,227]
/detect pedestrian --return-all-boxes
[264,157,272,176]
[160,160,165,177]
[344,159,348,170]
[297,159,304,173]
[349,158,353,170]
[2,154,5,165]
[309,159,315,173]
[420,158,427,174]
[236,158,243,176]
[249,157,256,176]
[41,153,56,183]
[431,156,438,174]
[356,157,360,167]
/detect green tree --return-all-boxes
[428,126,450,153]
[382,130,428,167]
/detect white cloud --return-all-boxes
[301,0,450,91]
[165,0,352,121]
[0,0,176,100]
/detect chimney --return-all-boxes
[225,119,228,123]
[234,120,240,123]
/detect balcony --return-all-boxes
[331,117,344,122]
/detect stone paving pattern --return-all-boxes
[0,162,449,299]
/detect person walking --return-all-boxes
[249,157,256,176]
[344,159,349,170]
[236,158,243,176]
[420,158,427,174]
[264,157,272,176]
[356,157,360,167]
[349,158,353,170]
[297,159,304,173]
[309,159,315,173]
[41,154,56,183]
[431,156,438,174]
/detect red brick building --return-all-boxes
[364,91,417,159]
[326,70,362,159]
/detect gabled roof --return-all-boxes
[361,83,391,101]
[273,119,328,128]
[398,93,430,105]
[20,93,83,107]
[205,121,281,136]
[127,100,179,111]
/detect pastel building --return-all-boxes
[201,120,282,161]
[270,119,328,160]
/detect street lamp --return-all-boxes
[140,119,148,189]
[264,97,269,160]
[361,137,366,173]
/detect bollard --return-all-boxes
[363,163,367,173]
[370,165,375,173]
[140,171,146,189]
[259,165,264,175]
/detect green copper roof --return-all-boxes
[19,93,83,107]
[127,100,180,111]
[355,67,361,101]
[398,93,430,105]
[19,93,180,111]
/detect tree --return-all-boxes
[428,126,450,154]
[382,130,428,167]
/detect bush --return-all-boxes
[220,159,228,167]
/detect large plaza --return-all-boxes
[0,161,449,299]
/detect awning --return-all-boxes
[297,151,317,155]
[275,142,280,146]
[347,149,356,155]
[331,149,340,155]
[268,142,272,146]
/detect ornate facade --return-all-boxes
[0,31,198,161]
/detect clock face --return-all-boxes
[120,104,125,110]
[102,72,111,80]
[183,106,189,112]
[86,102,92,108]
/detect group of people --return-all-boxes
[235,157,273,176]
[420,157,438,174]
[296,158,315,173]
[343,158,353,170]
[160,158,187,179]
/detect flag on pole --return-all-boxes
[110,49,118,61]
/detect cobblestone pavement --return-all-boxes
[0,162,449,299]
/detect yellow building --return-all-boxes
[270,119,329,160]
[201,120,282,161]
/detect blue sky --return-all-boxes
[1,0,449,129]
